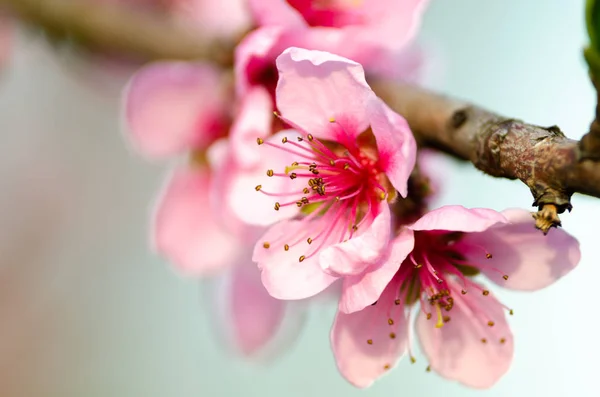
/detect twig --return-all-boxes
[372,82,600,233]
[0,0,234,64]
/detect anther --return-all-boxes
[299,255,306,262]
[486,253,493,259]
[266,169,274,177]
[426,366,431,372]
[329,117,336,123]
[437,279,443,284]
[307,237,313,244]
[296,201,303,207]
[255,185,262,191]
[461,289,467,295]
[443,316,451,323]
[274,202,281,211]
[307,134,314,141]
[426,313,432,320]
[303,188,309,194]
[410,357,416,364]
[367,339,373,345]
[263,242,270,249]
[282,137,288,143]
[292,161,299,166]
[343,163,350,170]
[503,275,509,280]
[297,137,303,142]
[481,338,487,344]
[284,244,290,251]
[329,160,335,166]
[371,301,378,306]
[352,225,358,231]
[487,321,495,327]
[482,290,490,296]
[389,332,396,339]
[290,173,297,179]
[379,192,386,200]
[509,309,514,315]
[257,138,264,145]
[388,319,394,325]
[500,338,506,344]
[394,299,401,305]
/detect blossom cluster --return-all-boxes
[122,0,580,389]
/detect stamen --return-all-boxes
[263,242,270,249]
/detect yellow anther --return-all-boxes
[389,332,396,339]
[307,238,313,244]
[307,134,314,141]
[500,338,506,344]
[284,244,290,251]
[266,169,274,177]
[263,242,270,249]
[410,356,416,364]
[503,275,509,280]
[329,160,335,166]
[383,364,390,370]
[426,313,432,320]
[299,255,306,262]
[257,138,264,145]
[426,366,431,372]
[282,136,288,143]
[367,339,373,345]
[481,338,487,344]
[509,309,514,315]
[487,321,495,327]
[461,289,467,295]
[255,185,262,191]
[394,299,401,305]
[482,290,490,296]
[329,117,336,123]
[388,318,394,325]
[486,253,493,259]
[274,202,280,211]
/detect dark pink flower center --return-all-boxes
[286,0,366,27]
[364,231,513,362]
[256,130,390,261]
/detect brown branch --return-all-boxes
[0,0,233,64]
[372,81,600,233]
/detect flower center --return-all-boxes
[256,130,390,261]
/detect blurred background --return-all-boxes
[0,0,596,396]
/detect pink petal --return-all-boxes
[409,205,508,233]
[275,47,374,141]
[123,61,227,158]
[368,98,416,197]
[230,261,286,355]
[253,220,338,300]
[460,208,581,291]
[229,86,274,169]
[153,166,241,276]
[247,0,306,27]
[175,0,252,39]
[234,27,287,97]
[215,131,305,227]
[416,280,514,389]
[331,278,408,388]
[339,228,414,314]
[320,202,391,277]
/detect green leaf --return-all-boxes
[585,0,600,76]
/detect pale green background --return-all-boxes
[0,0,596,396]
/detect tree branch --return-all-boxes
[372,81,600,233]
[0,0,233,64]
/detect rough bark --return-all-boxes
[372,82,600,233]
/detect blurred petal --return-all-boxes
[153,166,240,276]
[460,208,581,291]
[231,262,286,355]
[416,280,513,389]
[123,62,227,158]
[247,0,306,27]
[0,15,11,68]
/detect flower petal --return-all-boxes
[416,280,514,389]
[153,166,240,276]
[460,208,581,291]
[331,278,408,388]
[409,205,508,233]
[275,47,374,141]
[230,262,286,355]
[247,0,306,27]
[320,202,391,277]
[368,98,416,197]
[123,61,227,158]
[253,220,338,300]
[215,130,306,227]
[339,228,415,314]
[229,86,274,169]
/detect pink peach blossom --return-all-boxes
[249,48,416,300]
[246,0,428,73]
[330,206,580,388]
[122,62,296,356]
